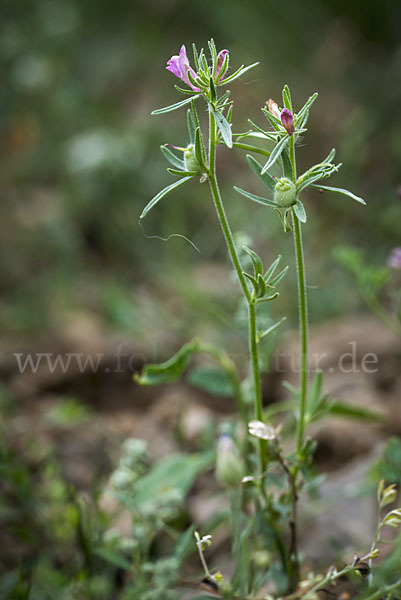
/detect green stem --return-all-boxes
[288,135,308,457]
[207,108,265,477]
[292,214,308,456]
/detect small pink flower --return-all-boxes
[166,45,200,91]
[215,49,229,81]
[280,108,294,136]
[387,247,401,269]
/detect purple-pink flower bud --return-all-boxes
[215,49,229,81]
[166,45,200,91]
[387,247,401,269]
[280,108,294,136]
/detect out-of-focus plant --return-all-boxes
[335,245,401,336]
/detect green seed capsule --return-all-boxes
[184,144,202,173]
[274,178,297,208]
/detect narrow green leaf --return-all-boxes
[167,168,199,177]
[261,135,290,173]
[208,39,218,77]
[323,148,336,163]
[243,245,263,277]
[264,255,281,282]
[210,77,217,103]
[134,340,199,385]
[213,108,232,148]
[243,271,258,293]
[281,149,293,179]
[234,186,276,207]
[94,548,132,571]
[219,62,259,85]
[257,273,267,297]
[161,145,185,170]
[328,401,384,421]
[307,370,323,417]
[261,107,282,131]
[311,184,366,205]
[282,84,292,111]
[293,200,307,223]
[246,155,276,191]
[258,317,287,342]
[187,109,196,143]
[295,92,318,125]
[269,266,289,286]
[256,292,280,303]
[195,126,206,166]
[152,95,201,115]
[192,43,200,70]
[232,142,270,158]
[174,524,197,563]
[174,85,197,95]
[139,177,193,221]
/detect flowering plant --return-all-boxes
[136,40,401,598]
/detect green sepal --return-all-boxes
[261,135,291,174]
[293,200,307,223]
[246,155,276,191]
[311,184,366,205]
[256,273,267,297]
[243,245,263,277]
[152,95,201,115]
[208,39,218,77]
[210,77,217,103]
[243,271,258,294]
[139,176,193,221]
[194,126,207,167]
[161,145,185,170]
[282,84,293,111]
[234,186,276,207]
[134,339,199,386]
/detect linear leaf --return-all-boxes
[152,95,201,115]
[295,92,318,125]
[167,168,199,177]
[234,186,276,207]
[311,184,366,205]
[294,200,307,223]
[219,62,259,85]
[139,176,193,220]
[161,145,185,170]
[264,255,281,282]
[246,155,276,191]
[269,266,289,286]
[261,135,290,173]
[282,84,292,111]
[187,109,196,143]
[243,245,263,277]
[258,317,287,341]
[213,108,232,148]
[134,340,199,385]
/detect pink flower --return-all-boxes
[215,49,229,81]
[280,108,294,136]
[166,45,200,91]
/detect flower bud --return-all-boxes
[280,108,294,136]
[215,434,244,488]
[387,247,401,269]
[274,178,297,208]
[215,49,229,81]
[184,143,202,173]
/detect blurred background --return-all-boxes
[1,0,401,596]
